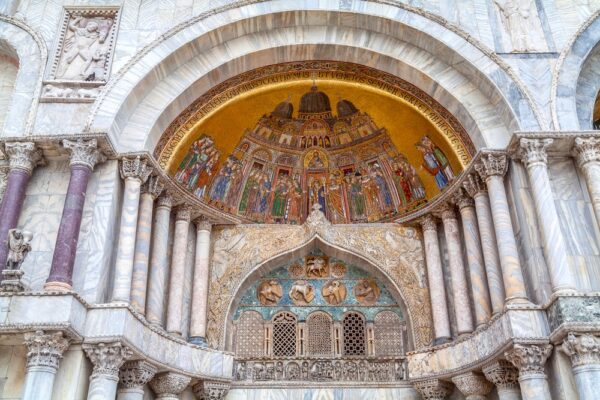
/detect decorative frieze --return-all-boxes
[561,332,600,367]
[149,372,191,398]
[119,360,157,389]
[451,372,493,399]
[413,378,453,400]
[83,342,133,381]
[23,330,70,371]
[63,138,106,170]
[482,360,519,391]
[505,343,553,376]
[4,142,43,175]
[573,137,600,167]
[475,153,508,179]
[192,380,230,400]
[120,156,152,183]
[519,138,553,168]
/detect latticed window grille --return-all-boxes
[343,312,366,356]
[307,312,333,356]
[235,311,265,357]
[272,312,297,357]
[374,311,404,356]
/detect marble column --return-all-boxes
[192,381,230,400]
[149,372,191,399]
[463,173,506,315]
[519,138,576,294]
[413,378,453,400]
[146,194,172,327]
[0,160,8,203]
[561,332,600,400]
[505,343,553,400]
[420,215,452,344]
[45,139,106,292]
[440,205,474,335]
[475,154,530,304]
[111,157,152,303]
[573,137,600,233]
[22,330,70,400]
[130,176,164,314]
[83,342,133,400]
[454,190,493,327]
[452,372,493,400]
[189,217,211,345]
[0,142,42,271]
[483,360,522,400]
[117,360,157,400]
[166,207,191,336]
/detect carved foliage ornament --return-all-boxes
[23,330,70,370]
[482,360,519,390]
[451,372,493,397]
[143,175,165,200]
[475,153,508,180]
[192,381,231,400]
[413,378,453,400]
[83,342,133,379]
[119,360,157,389]
[462,173,486,197]
[573,137,600,167]
[519,138,553,168]
[505,343,552,376]
[5,142,43,175]
[120,156,152,183]
[561,332,600,367]
[63,138,106,170]
[149,372,191,396]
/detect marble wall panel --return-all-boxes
[0,345,25,399]
[226,387,420,400]
[52,345,91,400]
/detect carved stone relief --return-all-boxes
[354,279,381,306]
[257,280,282,306]
[289,280,315,305]
[493,0,548,52]
[322,280,346,305]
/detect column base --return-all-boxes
[43,281,72,292]
[505,296,533,306]
[189,336,208,347]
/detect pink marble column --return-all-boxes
[166,206,191,336]
[189,217,211,345]
[45,139,105,291]
[0,142,42,271]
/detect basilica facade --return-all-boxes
[1,1,600,399]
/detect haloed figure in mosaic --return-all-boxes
[416,135,455,190]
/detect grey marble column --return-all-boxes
[475,154,530,304]
[420,215,452,344]
[149,372,191,399]
[22,331,70,400]
[117,360,157,400]
[189,217,211,345]
[83,342,133,400]
[45,139,105,292]
[130,176,164,314]
[0,142,42,271]
[0,159,8,203]
[505,343,552,400]
[452,372,493,400]
[192,381,230,400]
[561,332,600,400]
[573,137,600,234]
[413,378,453,400]
[454,190,492,327]
[463,173,506,315]
[440,205,474,335]
[519,138,576,294]
[483,360,522,400]
[166,207,191,336]
[112,157,152,303]
[146,194,172,327]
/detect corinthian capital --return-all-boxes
[419,214,437,232]
[413,378,453,400]
[451,372,493,398]
[149,372,191,398]
[573,137,600,168]
[142,175,164,199]
[505,343,552,376]
[23,330,70,371]
[452,188,474,210]
[561,332,600,367]
[83,342,133,380]
[120,156,152,183]
[519,138,553,168]
[483,359,519,391]
[119,360,157,389]
[462,173,486,197]
[175,206,192,222]
[475,153,508,180]
[5,142,43,175]
[63,138,106,170]
[195,215,212,232]
[192,380,230,400]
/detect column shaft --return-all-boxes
[117,388,144,400]
[572,365,600,400]
[190,219,211,343]
[516,375,551,400]
[22,367,57,400]
[166,208,191,335]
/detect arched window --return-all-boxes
[235,311,265,358]
[307,311,333,356]
[374,311,404,356]
[272,312,297,357]
[343,312,366,356]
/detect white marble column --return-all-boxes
[519,138,576,294]
[505,343,552,400]
[454,190,493,327]
[413,378,453,400]
[463,173,506,315]
[440,205,474,335]
[452,372,493,400]
[146,194,172,327]
[149,372,191,399]
[130,176,164,314]
[475,154,530,304]
[420,215,452,344]
[483,360,522,400]
[561,332,600,400]
[83,342,133,400]
[192,381,231,400]
[112,157,152,303]
[117,360,157,400]
[0,159,8,203]
[573,137,600,233]
[22,331,70,400]
[166,206,191,336]
[189,217,211,345]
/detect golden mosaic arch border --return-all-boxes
[154,61,476,169]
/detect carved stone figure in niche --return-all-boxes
[331,262,347,278]
[494,0,546,52]
[286,362,300,380]
[416,136,454,190]
[6,229,32,270]
[257,280,283,305]
[322,280,347,305]
[354,279,381,305]
[289,280,315,305]
[305,256,328,278]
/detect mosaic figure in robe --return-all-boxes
[327,170,347,224]
[416,136,453,190]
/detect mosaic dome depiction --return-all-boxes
[157,63,475,224]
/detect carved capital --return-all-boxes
[195,215,212,232]
[451,372,493,398]
[156,193,173,209]
[142,175,164,199]
[420,214,438,232]
[561,332,600,367]
[149,372,191,398]
[413,379,453,400]
[482,360,519,391]
[452,188,474,210]
[519,138,553,168]
[23,330,70,371]
[475,153,508,180]
[176,206,192,222]
[505,343,552,376]
[573,137,600,168]
[119,360,157,389]
[192,380,231,400]
[462,173,486,197]
[438,203,457,221]
[63,138,106,170]
[83,342,133,381]
[120,156,152,183]
[5,142,43,175]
